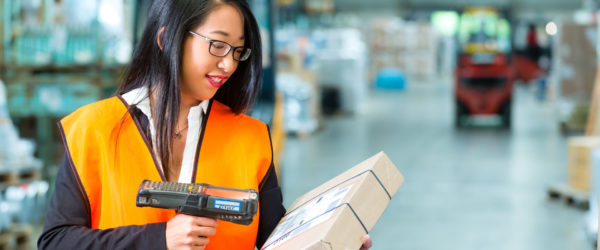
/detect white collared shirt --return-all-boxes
[122,86,209,183]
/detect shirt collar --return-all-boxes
[198,98,209,115]
[121,86,210,119]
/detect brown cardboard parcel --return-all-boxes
[567,136,600,192]
[261,152,404,250]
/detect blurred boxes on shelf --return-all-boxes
[276,41,320,135]
[2,0,134,68]
[316,60,367,114]
[276,72,319,136]
[275,27,370,133]
[33,82,100,116]
[0,80,47,240]
[368,18,438,82]
[0,80,42,172]
[568,136,600,192]
[261,152,404,250]
[5,77,100,117]
[2,75,103,167]
[312,28,368,114]
[13,27,98,66]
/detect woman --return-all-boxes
[38,0,372,249]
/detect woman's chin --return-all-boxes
[194,91,218,101]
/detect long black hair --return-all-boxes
[117,0,262,176]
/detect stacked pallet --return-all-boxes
[548,137,600,210]
[0,224,34,250]
[0,80,48,249]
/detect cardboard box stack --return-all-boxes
[369,18,437,81]
[261,152,404,250]
[314,28,368,114]
[276,39,321,135]
[551,23,598,131]
[568,137,600,192]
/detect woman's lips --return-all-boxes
[206,75,228,88]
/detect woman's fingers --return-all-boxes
[192,217,219,227]
[166,214,218,249]
[359,234,373,250]
[189,225,217,237]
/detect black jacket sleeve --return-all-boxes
[255,162,286,249]
[37,154,167,250]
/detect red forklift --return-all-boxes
[455,7,514,128]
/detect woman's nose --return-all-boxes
[217,55,237,73]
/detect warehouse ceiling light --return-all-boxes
[431,11,459,36]
[545,22,557,36]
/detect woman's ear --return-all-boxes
[157,26,166,50]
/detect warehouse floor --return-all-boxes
[280,77,592,250]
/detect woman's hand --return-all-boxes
[359,234,373,250]
[166,214,218,250]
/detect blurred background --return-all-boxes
[1,0,600,249]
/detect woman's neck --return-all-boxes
[148,87,201,128]
[178,93,202,124]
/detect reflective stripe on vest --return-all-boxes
[58,96,272,250]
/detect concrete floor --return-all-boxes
[279,78,593,250]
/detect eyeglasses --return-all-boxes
[188,31,251,62]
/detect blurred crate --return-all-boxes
[549,136,600,210]
[374,69,406,90]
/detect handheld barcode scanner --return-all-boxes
[136,180,259,225]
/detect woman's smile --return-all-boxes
[206,74,228,88]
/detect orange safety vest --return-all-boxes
[58,96,272,249]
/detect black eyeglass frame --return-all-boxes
[188,31,251,62]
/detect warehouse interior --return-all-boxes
[1,0,600,249]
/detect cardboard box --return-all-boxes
[568,137,600,192]
[556,23,597,100]
[261,152,404,250]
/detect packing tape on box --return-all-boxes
[261,202,366,250]
[286,169,391,216]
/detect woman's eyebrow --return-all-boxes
[210,30,245,40]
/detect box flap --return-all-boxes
[289,151,404,211]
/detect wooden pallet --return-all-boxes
[0,224,33,250]
[547,183,590,210]
[287,125,322,139]
[0,167,41,186]
[287,130,313,139]
[560,121,586,135]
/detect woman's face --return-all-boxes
[180,4,245,102]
